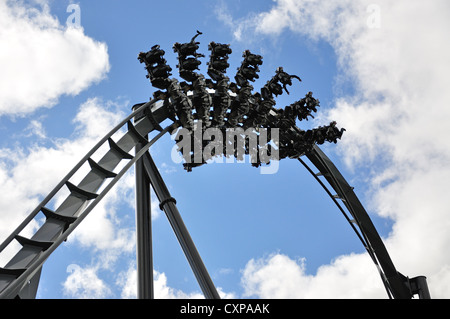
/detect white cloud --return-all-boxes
[116,263,236,299]
[116,264,204,299]
[241,253,384,298]
[219,0,450,298]
[0,0,110,116]
[0,98,134,266]
[63,264,111,299]
[46,98,138,256]
[0,96,171,296]
[0,94,170,296]
[241,253,311,299]
[23,118,47,139]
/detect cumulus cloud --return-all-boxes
[0,96,170,296]
[63,264,112,299]
[0,0,110,116]
[241,253,384,298]
[116,263,236,299]
[218,0,450,298]
[0,98,135,266]
[116,264,204,299]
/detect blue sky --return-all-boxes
[1,0,449,299]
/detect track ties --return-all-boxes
[87,158,117,178]
[108,137,134,160]
[0,268,26,278]
[40,207,77,232]
[65,181,99,200]
[127,120,148,144]
[14,235,53,252]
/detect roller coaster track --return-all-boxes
[0,33,430,299]
[0,96,429,299]
[300,148,430,299]
[0,100,171,299]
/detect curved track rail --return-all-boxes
[0,32,430,298]
[0,100,172,299]
[300,147,430,299]
[0,97,429,299]
[0,95,430,299]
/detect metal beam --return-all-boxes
[0,125,172,299]
[135,141,154,299]
[306,145,414,299]
[142,152,220,299]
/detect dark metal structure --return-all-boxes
[0,33,430,299]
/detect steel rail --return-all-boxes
[142,152,220,299]
[298,156,393,298]
[0,124,173,299]
[0,100,158,254]
[0,87,427,299]
[305,145,411,299]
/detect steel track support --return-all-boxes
[305,145,431,299]
[135,140,154,299]
[409,276,431,299]
[141,152,220,299]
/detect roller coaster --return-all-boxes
[0,31,430,299]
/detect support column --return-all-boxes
[135,141,154,299]
[142,152,220,299]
